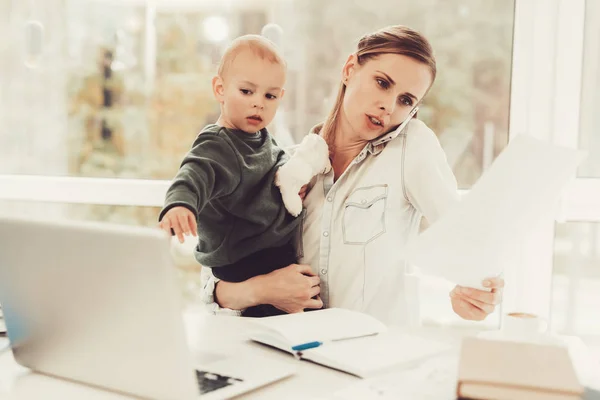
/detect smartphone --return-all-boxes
[371,105,420,147]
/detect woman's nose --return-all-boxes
[379,103,394,115]
[379,95,396,115]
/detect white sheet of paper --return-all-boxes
[404,134,585,289]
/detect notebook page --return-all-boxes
[304,331,451,378]
[327,353,459,399]
[252,308,387,346]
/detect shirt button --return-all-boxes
[327,197,333,202]
[323,231,329,237]
[321,269,327,275]
[361,199,367,204]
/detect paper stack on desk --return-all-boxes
[404,134,585,289]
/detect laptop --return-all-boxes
[0,216,295,400]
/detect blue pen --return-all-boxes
[291,333,379,352]
[291,341,323,352]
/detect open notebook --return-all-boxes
[248,308,451,378]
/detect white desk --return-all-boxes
[0,310,598,400]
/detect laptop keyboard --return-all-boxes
[196,370,243,395]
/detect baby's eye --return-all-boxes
[240,89,252,95]
[265,93,277,100]
[376,78,390,89]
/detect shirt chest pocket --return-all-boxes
[342,185,388,245]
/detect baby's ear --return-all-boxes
[212,75,225,103]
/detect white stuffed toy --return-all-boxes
[275,134,331,217]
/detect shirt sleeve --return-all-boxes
[159,134,241,221]
[403,119,460,225]
[199,267,244,317]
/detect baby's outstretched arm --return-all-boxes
[159,134,241,236]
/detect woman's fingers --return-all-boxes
[309,285,321,298]
[483,276,505,290]
[296,264,316,276]
[455,286,502,305]
[453,296,488,321]
[452,291,496,314]
[305,296,324,310]
[308,275,320,288]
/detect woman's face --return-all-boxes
[340,53,433,141]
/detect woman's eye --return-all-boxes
[398,96,413,106]
[376,78,389,89]
[240,89,252,95]
[265,93,277,100]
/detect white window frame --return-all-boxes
[0,175,168,207]
[1,0,598,325]
[505,0,600,328]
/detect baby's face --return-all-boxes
[217,50,286,133]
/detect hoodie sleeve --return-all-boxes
[159,133,241,221]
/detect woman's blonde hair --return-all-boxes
[321,25,436,150]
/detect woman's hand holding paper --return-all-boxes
[450,277,504,321]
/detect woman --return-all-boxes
[201,25,504,325]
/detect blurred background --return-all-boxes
[0,0,598,351]
[0,0,516,184]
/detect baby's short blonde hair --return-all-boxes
[217,34,286,78]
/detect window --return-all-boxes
[1,0,514,189]
[505,0,600,347]
[552,5,600,353]
[555,3,600,357]
[0,200,160,227]
[551,222,600,357]
[577,0,600,178]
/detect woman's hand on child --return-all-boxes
[159,206,197,243]
[259,264,323,313]
[449,277,504,321]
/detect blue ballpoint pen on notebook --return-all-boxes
[291,333,379,352]
[291,341,323,352]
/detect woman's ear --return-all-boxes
[212,75,225,103]
[341,53,358,83]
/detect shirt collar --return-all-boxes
[354,142,385,164]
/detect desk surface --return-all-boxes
[0,310,598,400]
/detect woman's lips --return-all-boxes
[366,114,384,130]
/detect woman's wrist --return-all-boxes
[214,275,267,310]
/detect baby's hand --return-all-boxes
[159,207,197,243]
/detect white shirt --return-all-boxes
[200,119,459,326]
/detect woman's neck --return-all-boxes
[326,117,369,180]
